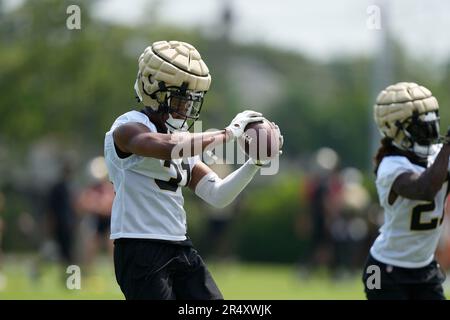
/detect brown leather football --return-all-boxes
[239,119,280,161]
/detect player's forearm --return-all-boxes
[170,130,228,159]
[396,144,450,201]
[194,160,260,208]
[419,144,450,198]
[129,130,227,160]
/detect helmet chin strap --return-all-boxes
[165,114,188,132]
[412,143,439,158]
[397,111,441,158]
[153,100,188,133]
[393,128,438,158]
[393,139,438,158]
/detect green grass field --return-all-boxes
[0,255,448,300]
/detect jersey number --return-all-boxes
[410,201,445,231]
[154,160,190,192]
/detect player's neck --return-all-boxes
[141,107,168,133]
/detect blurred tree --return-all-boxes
[1,0,450,259]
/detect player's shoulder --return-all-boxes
[379,155,411,169]
[114,110,147,124]
[109,110,157,133]
[377,155,415,180]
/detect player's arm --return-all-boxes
[188,120,283,209]
[391,143,450,202]
[113,110,264,160]
[188,160,261,209]
[113,122,227,160]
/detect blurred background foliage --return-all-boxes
[1,0,450,265]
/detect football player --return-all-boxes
[104,41,283,300]
[363,82,449,300]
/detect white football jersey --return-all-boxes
[104,110,199,241]
[371,150,449,268]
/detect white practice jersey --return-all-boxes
[371,149,449,268]
[104,110,199,241]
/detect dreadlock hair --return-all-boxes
[373,137,397,175]
[374,136,431,175]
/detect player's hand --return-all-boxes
[225,110,264,141]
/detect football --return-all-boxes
[239,119,280,161]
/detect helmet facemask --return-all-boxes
[399,111,440,158]
[153,83,205,132]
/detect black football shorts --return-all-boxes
[113,238,223,300]
[362,253,446,300]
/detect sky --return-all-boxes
[90,0,450,63]
[3,0,450,63]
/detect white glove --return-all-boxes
[225,110,264,141]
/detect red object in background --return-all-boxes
[76,181,115,217]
